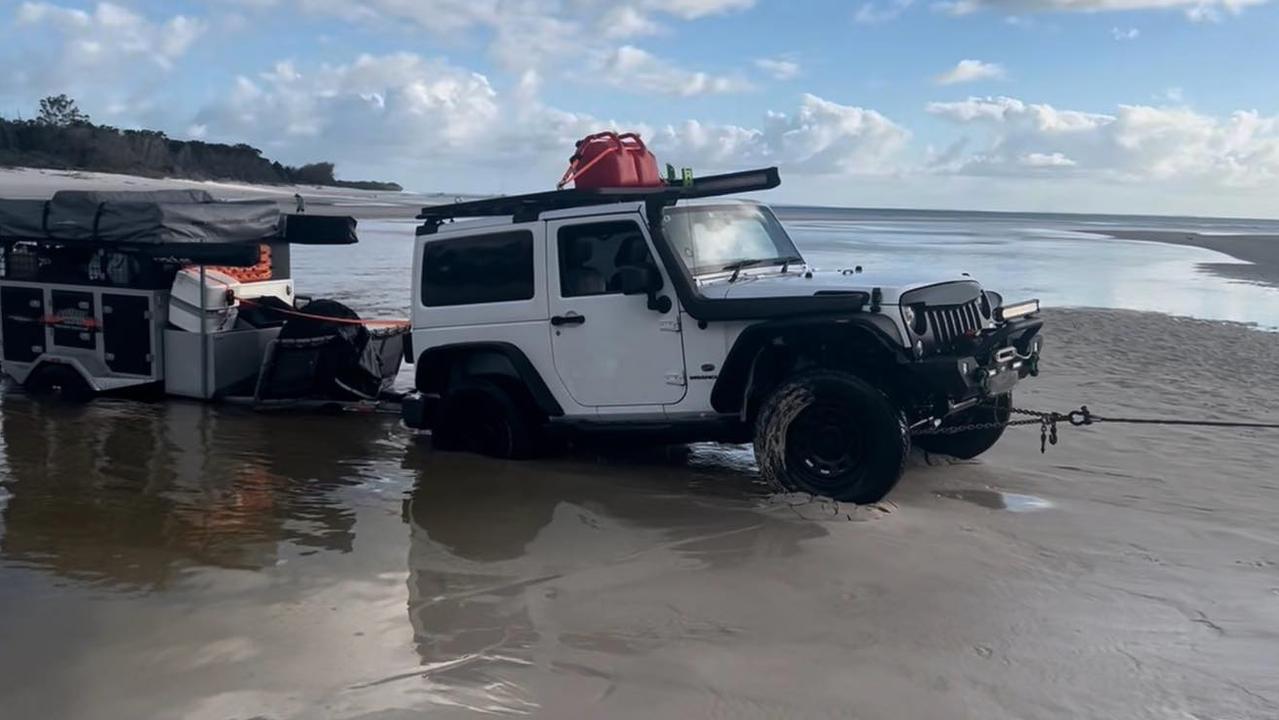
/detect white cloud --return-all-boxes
[854,0,915,23]
[193,50,907,188]
[926,95,1279,186]
[755,56,801,80]
[650,94,912,175]
[233,0,754,71]
[935,59,1006,85]
[641,0,756,19]
[596,45,752,96]
[1021,151,1077,167]
[4,1,206,121]
[198,53,500,155]
[599,6,664,38]
[17,2,206,72]
[936,0,1268,20]
[1111,26,1140,39]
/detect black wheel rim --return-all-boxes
[786,401,867,488]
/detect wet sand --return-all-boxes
[1102,229,1279,289]
[2,307,1279,719]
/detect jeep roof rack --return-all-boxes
[416,167,780,235]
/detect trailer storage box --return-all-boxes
[169,267,240,334]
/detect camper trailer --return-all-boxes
[0,190,405,404]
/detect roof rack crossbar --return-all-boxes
[416,167,780,229]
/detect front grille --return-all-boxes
[926,299,984,346]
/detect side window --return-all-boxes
[422,230,534,307]
[557,221,654,298]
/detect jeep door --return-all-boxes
[546,215,687,406]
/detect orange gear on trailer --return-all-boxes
[210,244,273,282]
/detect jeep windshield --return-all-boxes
[661,204,802,277]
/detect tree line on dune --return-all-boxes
[0,95,402,192]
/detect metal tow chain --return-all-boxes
[914,405,1279,454]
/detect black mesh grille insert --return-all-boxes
[926,299,983,346]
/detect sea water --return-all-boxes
[289,210,1279,329]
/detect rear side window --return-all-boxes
[422,231,534,307]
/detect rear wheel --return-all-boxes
[24,364,95,402]
[914,393,1011,459]
[754,370,909,504]
[432,378,540,459]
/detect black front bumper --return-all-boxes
[909,316,1044,403]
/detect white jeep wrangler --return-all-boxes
[402,168,1044,504]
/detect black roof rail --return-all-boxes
[416,167,780,234]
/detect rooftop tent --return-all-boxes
[0,189,359,247]
[0,189,278,245]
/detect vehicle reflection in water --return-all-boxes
[0,390,382,589]
[0,385,835,716]
[395,444,826,713]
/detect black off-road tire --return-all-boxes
[24,364,95,402]
[753,369,910,504]
[914,393,1011,460]
[432,378,540,459]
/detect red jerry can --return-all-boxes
[619,133,664,187]
[560,132,664,189]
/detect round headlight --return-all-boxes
[902,305,916,329]
[907,304,928,335]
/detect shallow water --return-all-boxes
[4,211,1279,718]
[783,214,1279,328]
[295,213,1279,331]
[0,393,806,717]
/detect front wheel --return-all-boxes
[914,393,1011,459]
[754,370,909,504]
[432,379,540,459]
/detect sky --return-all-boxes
[2,0,1279,217]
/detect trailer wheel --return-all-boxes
[914,393,1011,460]
[754,370,909,504]
[24,364,95,402]
[432,379,539,459]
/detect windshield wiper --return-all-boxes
[722,258,770,282]
[722,256,804,282]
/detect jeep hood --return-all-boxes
[697,268,980,305]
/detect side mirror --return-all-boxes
[613,264,671,313]
[616,264,662,296]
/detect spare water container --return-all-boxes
[565,132,664,190]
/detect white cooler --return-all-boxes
[169,267,241,333]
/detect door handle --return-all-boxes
[551,314,586,327]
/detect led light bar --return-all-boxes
[996,299,1040,322]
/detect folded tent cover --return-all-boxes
[0,189,281,245]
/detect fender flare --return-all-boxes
[415,341,564,417]
[24,356,102,392]
[709,315,907,415]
